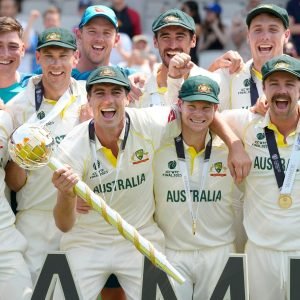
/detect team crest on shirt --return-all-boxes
[90,159,108,178]
[256,132,265,140]
[37,111,45,120]
[210,162,227,177]
[162,161,181,177]
[238,78,251,98]
[251,131,267,148]
[131,149,149,165]
[168,160,177,169]
[243,78,250,87]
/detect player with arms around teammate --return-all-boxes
[51,64,251,299]
[223,54,300,300]
[154,75,239,299]
[51,65,181,299]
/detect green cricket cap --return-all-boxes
[37,27,77,50]
[152,9,195,33]
[179,75,220,103]
[86,66,131,91]
[246,4,289,29]
[262,54,300,81]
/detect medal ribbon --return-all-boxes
[264,127,300,196]
[250,64,259,107]
[175,132,212,235]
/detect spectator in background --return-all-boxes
[227,16,251,62]
[284,40,299,58]
[286,0,300,56]
[24,6,61,72]
[42,6,61,28]
[200,3,227,51]
[111,0,142,39]
[110,32,132,66]
[78,0,93,17]
[237,0,261,18]
[116,34,157,74]
[0,0,19,17]
[181,1,202,65]
[72,0,94,33]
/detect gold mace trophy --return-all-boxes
[8,123,185,284]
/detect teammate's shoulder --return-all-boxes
[222,108,257,124]
[63,120,90,141]
[72,69,91,80]
[154,139,175,156]
[6,87,28,107]
[19,72,34,87]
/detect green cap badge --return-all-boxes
[152,9,195,33]
[37,27,77,50]
[86,66,131,92]
[179,75,220,103]
[262,54,300,81]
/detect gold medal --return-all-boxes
[278,195,292,209]
[192,221,196,235]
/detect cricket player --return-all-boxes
[216,4,290,111]
[154,75,238,299]
[5,27,87,283]
[223,54,300,300]
[0,110,32,299]
[52,65,251,299]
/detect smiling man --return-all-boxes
[0,16,31,103]
[5,27,88,284]
[154,75,238,299]
[52,65,180,299]
[223,54,300,300]
[216,4,290,111]
[133,8,242,108]
[51,64,250,299]
[73,5,121,80]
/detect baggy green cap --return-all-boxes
[152,9,195,33]
[179,75,220,103]
[246,4,289,29]
[37,27,77,50]
[86,66,131,91]
[262,54,300,81]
